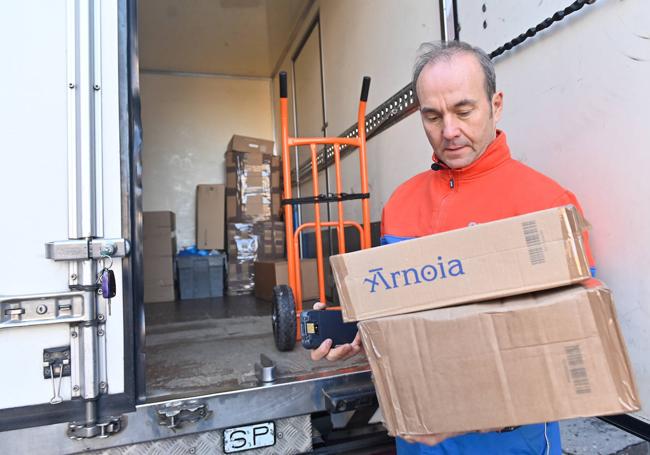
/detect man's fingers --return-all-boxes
[351,332,363,349]
[312,301,327,310]
[325,344,353,361]
[407,432,464,446]
[310,338,332,361]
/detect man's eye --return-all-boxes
[426,115,440,122]
[458,111,471,118]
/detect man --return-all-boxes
[312,40,594,454]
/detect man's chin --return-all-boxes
[444,156,474,170]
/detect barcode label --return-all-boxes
[522,220,545,265]
[565,345,591,394]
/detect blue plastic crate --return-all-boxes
[177,253,225,299]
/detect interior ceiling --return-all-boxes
[139,0,311,77]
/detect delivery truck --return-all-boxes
[0,0,648,453]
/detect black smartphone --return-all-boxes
[300,309,358,350]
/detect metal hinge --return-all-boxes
[157,400,212,430]
[67,416,123,440]
[45,238,130,261]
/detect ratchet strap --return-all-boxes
[281,192,370,206]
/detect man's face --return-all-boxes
[416,53,503,169]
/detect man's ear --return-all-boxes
[492,91,504,122]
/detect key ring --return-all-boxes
[101,253,113,270]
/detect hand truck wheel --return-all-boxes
[272,284,297,351]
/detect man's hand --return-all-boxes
[403,432,464,446]
[310,302,363,361]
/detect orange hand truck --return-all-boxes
[272,72,372,351]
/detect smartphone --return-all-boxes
[301,309,358,350]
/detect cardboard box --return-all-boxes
[144,255,174,282]
[227,222,260,260]
[196,184,225,250]
[143,232,176,257]
[360,282,640,437]
[143,210,177,303]
[331,206,591,322]
[225,150,280,222]
[144,283,176,303]
[254,259,319,301]
[143,211,176,230]
[228,134,274,155]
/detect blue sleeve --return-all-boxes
[381,235,415,245]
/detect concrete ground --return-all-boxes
[561,418,649,455]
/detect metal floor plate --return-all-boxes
[86,414,312,455]
[144,295,369,401]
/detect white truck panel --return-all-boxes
[0,1,70,295]
[0,0,125,409]
[457,0,650,423]
[0,325,73,408]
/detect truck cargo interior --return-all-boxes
[138,0,375,417]
[3,1,650,453]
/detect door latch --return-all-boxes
[45,238,130,261]
[67,416,123,439]
[157,400,211,430]
[43,346,71,405]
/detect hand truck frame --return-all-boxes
[272,72,372,351]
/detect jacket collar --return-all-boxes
[432,130,511,180]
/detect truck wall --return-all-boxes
[455,0,650,423]
[273,0,441,224]
[140,74,274,248]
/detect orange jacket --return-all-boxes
[381,130,595,267]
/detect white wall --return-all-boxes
[321,0,440,222]
[140,73,275,248]
[272,0,441,224]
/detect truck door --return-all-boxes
[0,0,138,440]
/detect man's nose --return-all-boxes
[442,116,460,139]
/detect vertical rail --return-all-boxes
[293,234,303,306]
[333,144,346,253]
[279,73,298,306]
[310,144,326,305]
[66,0,102,427]
[358,77,372,249]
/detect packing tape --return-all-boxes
[559,205,591,280]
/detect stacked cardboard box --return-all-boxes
[330,206,640,437]
[196,184,226,251]
[254,258,319,302]
[143,211,177,303]
[226,221,285,295]
[225,135,283,295]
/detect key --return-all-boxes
[101,268,116,316]
[101,268,116,298]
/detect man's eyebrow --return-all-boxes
[420,99,478,115]
[454,99,478,109]
[420,106,442,115]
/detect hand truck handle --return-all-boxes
[360,76,371,102]
[279,71,288,99]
